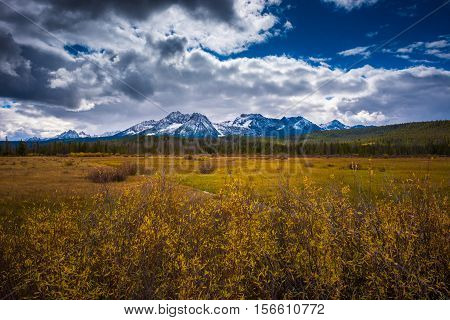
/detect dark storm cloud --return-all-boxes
[0,26,156,110]
[35,0,236,27]
[0,29,81,108]
[116,69,155,100]
[0,30,28,76]
[155,36,188,59]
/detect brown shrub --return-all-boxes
[120,162,138,176]
[87,166,126,183]
[86,162,138,183]
[198,161,216,174]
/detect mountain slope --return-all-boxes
[320,120,350,130]
[174,113,219,137]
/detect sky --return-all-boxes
[0,0,449,140]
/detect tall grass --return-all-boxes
[0,174,448,299]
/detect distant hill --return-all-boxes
[303,120,450,145]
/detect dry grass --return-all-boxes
[0,171,448,299]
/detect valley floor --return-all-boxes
[0,156,448,299]
[0,155,448,202]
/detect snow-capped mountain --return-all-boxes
[232,114,280,133]
[94,130,121,137]
[27,130,93,141]
[56,130,90,139]
[26,136,42,142]
[117,111,220,137]
[214,114,322,136]
[214,114,274,136]
[78,131,90,138]
[172,113,219,137]
[279,116,322,135]
[30,112,367,141]
[213,114,322,136]
[319,120,350,131]
[112,112,366,138]
[115,120,157,137]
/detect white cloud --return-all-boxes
[322,0,379,11]
[343,110,386,124]
[432,52,450,59]
[366,31,378,38]
[338,46,372,58]
[395,54,410,60]
[425,40,449,49]
[0,102,74,140]
[49,68,74,88]
[283,20,293,30]
[393,39,449,60]
[139,0,284,55]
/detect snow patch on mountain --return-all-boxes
[319,120,350,130]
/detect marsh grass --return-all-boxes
[0,173,448,299]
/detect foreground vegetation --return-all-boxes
[0,156,448,299]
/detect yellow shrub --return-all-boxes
[0,174,448,299]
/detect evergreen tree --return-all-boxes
[4,136,10,155]
[17,140,27,156]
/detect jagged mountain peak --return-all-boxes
[239,113,264,118]
[103,111,367,139]
[320,120,350,130]
[175,113,219,137]
[56,130,80,139]
[164,111,191,122]
[78,131,90,138]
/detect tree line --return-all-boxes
[1,134,448,156]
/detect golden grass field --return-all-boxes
[0,155,448,201]
[0,156,449,299]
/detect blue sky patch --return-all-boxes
[232,0,450,70]
[64,43,93,57]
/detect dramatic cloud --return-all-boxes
[34,0,237,26]
[322,0,379,11]
[0,0,449,140]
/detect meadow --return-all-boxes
[0,155,448,299]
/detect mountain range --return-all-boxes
[27,111,366,141]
